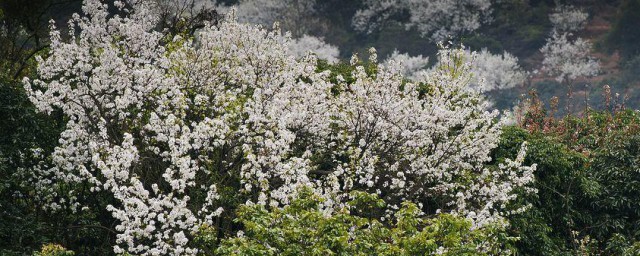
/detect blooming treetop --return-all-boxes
[352,0,493,41]
[24,0,535,254]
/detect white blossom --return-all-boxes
[288,35,340,64]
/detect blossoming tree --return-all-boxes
[24,0,535,254]
[541,5,599,84]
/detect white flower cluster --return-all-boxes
[549,5,589,32]
[288,35,340,64]
[382,50,429,79]
[470,49,527,92]
[541,31,600,83]
[24,1,535,254]
[352,0,492,41]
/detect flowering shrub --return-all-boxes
[23,0,535,254]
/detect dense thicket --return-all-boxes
[499,93,640,255]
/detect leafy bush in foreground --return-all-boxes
[213,187,515,255]
[502,93,640,255]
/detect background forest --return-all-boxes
[1,0,640,255]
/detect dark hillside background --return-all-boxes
[1,0,639,112]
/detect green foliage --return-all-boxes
[605,234,640,255]
[502,107,640,255]
[316,59,359,87]
[213,187,515,256]
[498,126,587,255]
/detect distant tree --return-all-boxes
[217,0,318,37]
[549,4,589,33]
[540,3,599,112]
[540,31,599,84]
[152,0,222,36]
[467,49,527,92]
[352,0,493,41]
[397,46,526,92]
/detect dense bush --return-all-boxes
[500,94,640,255]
